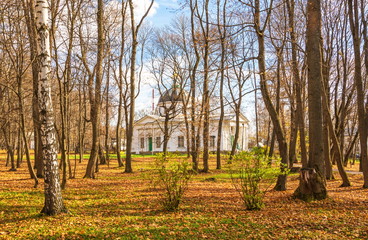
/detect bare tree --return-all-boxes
[285,0,308,167]
[215,0,227,169]
[348,0,368,188]
[125,0,154,173]
[250,0,289,191]
[84,0,105,178]
[22,0,44,178]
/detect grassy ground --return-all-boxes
[0,153,367,239]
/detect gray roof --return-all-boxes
[158,87,185,103]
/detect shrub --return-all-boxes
[152,153,192,211]
[230,149,282,210]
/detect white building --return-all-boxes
[131,88,249,154]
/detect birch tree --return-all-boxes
[35,0,67,215]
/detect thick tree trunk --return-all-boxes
[295,0,327,201]
[294,168,327,201]
[36,0,67,215]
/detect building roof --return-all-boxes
[158,87,186,104]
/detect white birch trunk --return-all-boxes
[35,0,67,215]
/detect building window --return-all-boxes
[178,136,184,148]
[210,136,216,148]
[231,126,235,134]
[156,136,161,148]
[140,138,144,148]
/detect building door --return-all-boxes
[148,137,153,152]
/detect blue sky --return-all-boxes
[147,0,180,28]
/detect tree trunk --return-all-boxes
[216,0,227,170]
[321,78,350,186]
[115,5,125,168]
[230,105,241,160]
[348,0,368,188]
[189,0,201,172]
[84,0,104,178]
[22,0,44,178]
[125,0,153,172]
[18,74,38,186]
[36,0,67,215]
[253,0,289,191]
[322,68,333,180]
[162,114,170,155]
[286,0,308,167]
[294,0,327,201]
[104,59,111,165]
[200,0,210,173]
[2,127,16,171]
[116,93,123,167]
[268,130,275,158]
[77,75,86,165]
[294,168,327,201]
[125,0,137,173]
[16,129,22,168]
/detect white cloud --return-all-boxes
[134,0,159,19]
[105,1,159,21]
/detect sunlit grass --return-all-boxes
[0,154,367,239]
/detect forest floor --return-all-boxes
[0,153,367,240]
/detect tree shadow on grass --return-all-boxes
[0,205,48,225]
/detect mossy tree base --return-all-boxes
[294,168,327,202]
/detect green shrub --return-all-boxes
[152,153,192,211]
[230,150,281,210]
